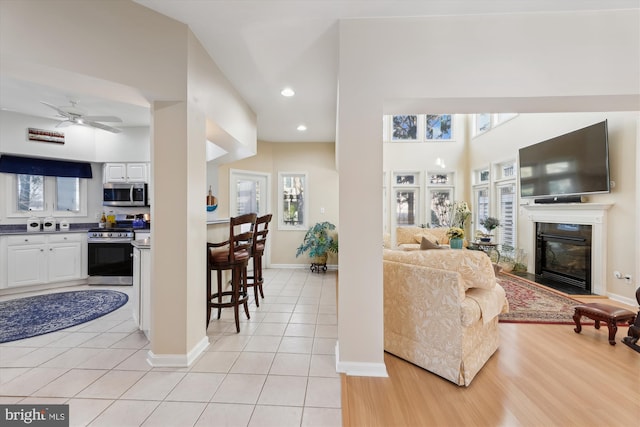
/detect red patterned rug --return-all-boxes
[497,272,589,325]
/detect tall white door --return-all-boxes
[230,169,271,265]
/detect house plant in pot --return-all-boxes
[295,221,338,272]
[479,216,501,242]
[446,227,464,249]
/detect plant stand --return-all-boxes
[310,262,327,273]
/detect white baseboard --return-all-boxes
[146,336,210,367]
[335,341,388,377]
[607,292,638,308]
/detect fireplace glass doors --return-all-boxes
[535,223,592,292]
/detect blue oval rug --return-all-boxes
[0,290,129,343]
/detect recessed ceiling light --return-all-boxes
[297,124,307,131]
[280,87,295,97]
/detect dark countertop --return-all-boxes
[0,222,96,236]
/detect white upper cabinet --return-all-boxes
[104,163,148,183]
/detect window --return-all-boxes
[425,114,453,140]
[384,114,457,142]
[393,171,420,226]
[8,174,86,217]
[472,113,519,137]
[17,174,44,211]
[492,159,517,247]
[278,172,307,230]
[428,188,453,227]
[56,177,81,212]
[425,171,454,227]
[496,183,516,247]
[473,187,489,236]
[474,114,492,135]
[391,115,418,140]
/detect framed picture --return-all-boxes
[425,114,452,140]
[391,115,418,141]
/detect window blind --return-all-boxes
[0,155,92,178]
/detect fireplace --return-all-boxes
[523,203,612,296]
[535,222,592,292]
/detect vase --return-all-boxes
[449,238,463,249]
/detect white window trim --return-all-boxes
[4,173,88,218]
[278,171,308,231]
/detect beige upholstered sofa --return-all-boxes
[383,248,508,386]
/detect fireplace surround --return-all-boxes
[523,203,613,295]
[536,222,592,292]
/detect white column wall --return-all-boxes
[336,10,639,374]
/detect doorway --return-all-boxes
[229,169,271,266]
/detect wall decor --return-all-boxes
[425,114,452,140]
[27,128,65,144]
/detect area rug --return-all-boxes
[497,272,586,325]
[0,290,128,343]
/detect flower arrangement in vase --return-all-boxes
[446,227,464,249]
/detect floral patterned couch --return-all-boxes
[383,248,508,386]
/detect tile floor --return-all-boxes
[0,268,342,427]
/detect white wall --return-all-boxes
[337,10,639,375]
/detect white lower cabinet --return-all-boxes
[1,233,85,289]
[133,245,151,339]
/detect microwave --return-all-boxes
[103,183,148,207]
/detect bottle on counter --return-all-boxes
[99,212,107,229]
[106,211,116,228]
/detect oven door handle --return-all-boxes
[88,238,134,244]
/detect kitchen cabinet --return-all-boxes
[5,235,47,287]
[104,162,148,183]
[132,244,151,339]
[47,234,83,283]
[1,233,85,289]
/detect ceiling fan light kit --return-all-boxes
[40,100,123,133]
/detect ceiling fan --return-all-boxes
[40,100,123,133]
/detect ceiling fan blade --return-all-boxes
[55,120,73,128]
[83,115,123,123]
[41,101,70,118]
[86,120,122,133]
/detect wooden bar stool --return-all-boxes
[246,214,272,307]
[207,213,257,333]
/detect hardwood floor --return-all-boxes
[342,296,640,427]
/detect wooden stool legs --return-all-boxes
[206,263,250,333]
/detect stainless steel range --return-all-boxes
[87,228,134,285]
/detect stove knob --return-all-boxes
[108,233,113,237]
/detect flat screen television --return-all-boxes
[519,120,610,200]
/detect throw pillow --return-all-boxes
[414,231,439,245]
[420,236,442,250]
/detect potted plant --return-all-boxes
[446,227,464,249]
[295,221,339,267]
[479,216,501,242]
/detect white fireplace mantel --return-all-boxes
[522,203,613,295]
